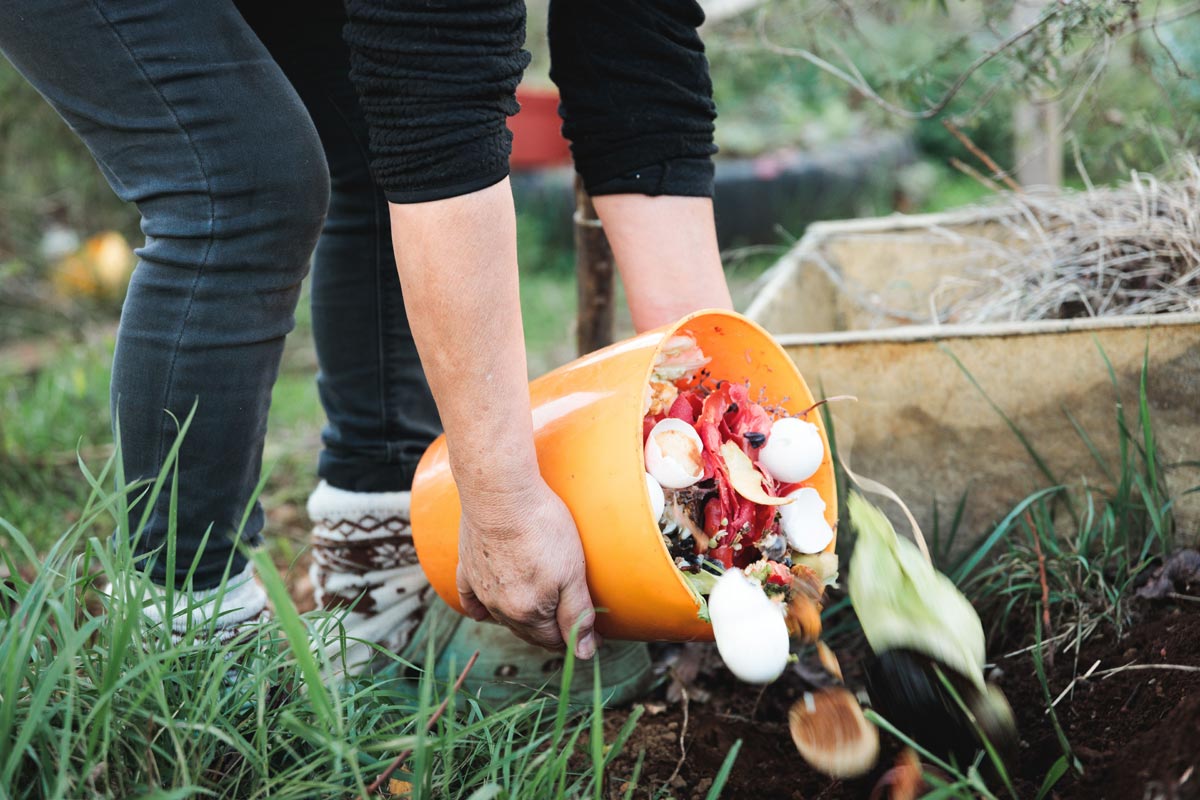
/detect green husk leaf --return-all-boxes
[684,565,723,622]
[685,568,723,597]
[847,493,986,687]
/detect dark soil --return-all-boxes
[1002,602,1200,800]
[605,600,1200,799]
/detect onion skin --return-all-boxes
[789,687,880,778]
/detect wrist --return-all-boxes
[450,441,542,508]
[458,478,550,537]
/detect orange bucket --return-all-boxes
[410,309,838,641]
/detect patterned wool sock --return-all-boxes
[307,480,433,673]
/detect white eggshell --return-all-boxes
[780,487,834,554]
[759,417,825,484]
[645,472,666,522]
[709,569,791,684]
[644,417,704,489]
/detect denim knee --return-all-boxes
[208,122,330,293]
[243,128,331,277]
[126,103,330,305]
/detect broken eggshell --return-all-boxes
[780,487,835,553]
[645,472,665,522]
[758,416,824,484]
[644,417,705,489]
[709,568,790,684]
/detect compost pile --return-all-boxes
[927,156,1200,323]
[638,335,1020,781]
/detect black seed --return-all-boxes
[745,431,766,448]
[726,403,738,415]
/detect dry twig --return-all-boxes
[942,119,1022,192]
[1095,662,1200,680]
[364,650,480,797]
[1027,511,1054,671]
[663,668,691,791]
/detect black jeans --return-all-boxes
[0,0,441,589]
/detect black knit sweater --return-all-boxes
[343,0,717,204]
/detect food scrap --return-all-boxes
[848,492,1018,768]
[641,333,835,684]
[642,333,885,781]
[788,687,881,779]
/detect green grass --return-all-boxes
[0,333,115,551]
[951,350,1182,641]
[929,347,1191,799]
[0,437,704,799]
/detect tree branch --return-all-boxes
[753,2,1063,121]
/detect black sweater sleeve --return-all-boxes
[342,0,717,203]
[549,0,718,198]
[342,0,530,204]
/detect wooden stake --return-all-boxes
[573,176,616,355]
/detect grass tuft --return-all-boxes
[0,443,659,799]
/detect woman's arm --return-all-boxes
[593,194,732,332]
[343,1,596,658]
[388,180,596,658]
[550,0,733,327]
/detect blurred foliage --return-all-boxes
[3,0,1200,340]
[706,0,1200,183]
[0,64,137,340]
[0,64,137,265]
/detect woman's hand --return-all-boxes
[455,478,597,659]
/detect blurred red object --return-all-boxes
[509,86,572,169]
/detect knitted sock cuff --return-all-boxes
[307,480,412,542]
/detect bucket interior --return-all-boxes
[638,311,839,610]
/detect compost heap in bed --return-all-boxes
[641,335,879,777]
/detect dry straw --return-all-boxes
[926,156,1200,324]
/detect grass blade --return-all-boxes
[1035,755,1070,800]
[704,739,743,800]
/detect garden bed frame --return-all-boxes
[745,209,1200,549]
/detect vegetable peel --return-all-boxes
[788,688,879,778]
[847,492,986,688]
[720,441,792,507]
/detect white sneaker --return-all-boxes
[100,562,269,647]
